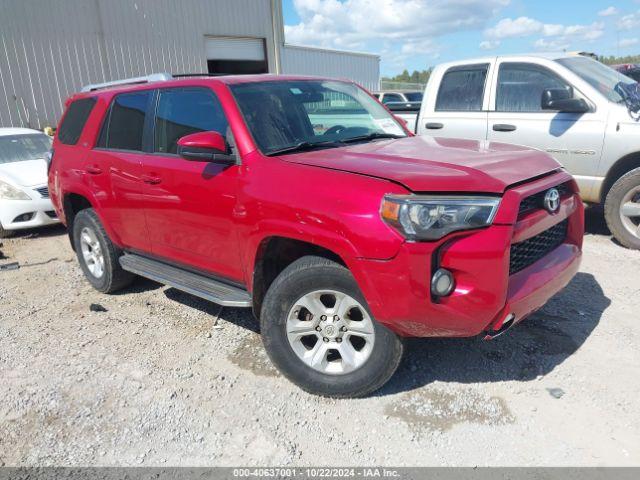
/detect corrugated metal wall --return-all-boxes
[0,0,380,129]
[282,45,380,91]
[0,0,278,128]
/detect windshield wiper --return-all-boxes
[340,132,404,144]
[265,140,345,156]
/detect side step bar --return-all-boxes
[119,254,252,308]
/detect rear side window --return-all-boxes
[154,88,228,154]
[58,97,96,145]
[435,64,489,111]
[98,91,150,151]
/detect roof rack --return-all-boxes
[172,73,228,78]
[81,73,173,92]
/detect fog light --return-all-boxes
[431,268,455,297]
[13,212,35,223]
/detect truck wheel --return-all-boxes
[72,209,134,293]
[260,255,404,398]
[0,222,16,239]
[604,167,640,249]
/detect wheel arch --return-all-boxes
[251,236,348,319]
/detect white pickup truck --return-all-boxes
[415,53,640,249]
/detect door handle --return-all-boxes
[141,174,162,185]
[86,165,102,175]
[493,124,517,132]
[425,122,444,130]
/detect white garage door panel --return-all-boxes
[205,37,265,61]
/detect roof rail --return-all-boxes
[81,73,173,92]
[172,73,228,78]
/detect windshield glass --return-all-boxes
[403,92,423,102]
[230,80,406,155]
[0,133,52,165]
[557,56,636,103]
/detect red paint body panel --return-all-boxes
[49,75,584,338]
[282,135,561,193]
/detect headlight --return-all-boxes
[0,180,30,200]
[381,195,501,240]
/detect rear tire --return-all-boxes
[0,222,15,239]
[604,167,640,250]
[260,255,404,398]
[72,209,134,293]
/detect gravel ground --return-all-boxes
[0,209,639,467]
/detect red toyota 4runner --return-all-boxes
[49,74,584,397]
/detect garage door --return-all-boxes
[205,37,268,75]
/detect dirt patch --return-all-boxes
[228,333,279,377]
[385,387,514,432]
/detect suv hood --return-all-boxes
[0,159,47,187]
[280,136,560,193]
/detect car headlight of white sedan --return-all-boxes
[0,179,31,200]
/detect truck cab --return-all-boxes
[417,53,640,249]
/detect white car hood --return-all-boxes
[0,159,47,187]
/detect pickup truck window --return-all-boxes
[230,80,406,155]
[154,88,229,154]
[97,91,150,151]
[557,56,635,103]
[496,63,570,112]
[435,64,488,112]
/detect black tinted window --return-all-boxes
[58,97,96,145]
[435,65,488,111]
[497,63,570,112]
[98,91,150,151]
[382,93,403,103]
[154,88,228,154]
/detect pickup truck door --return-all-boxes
[417,62,491,140]
[137,87,245,283]
[486,60,605,192]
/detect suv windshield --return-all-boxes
[557,56,636,103]
[0,133,52,164]
[230,80,406,155]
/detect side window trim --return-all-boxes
[435,63,490,112]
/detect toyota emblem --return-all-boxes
[543,188,560,213]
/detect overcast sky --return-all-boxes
[282,0,640,75]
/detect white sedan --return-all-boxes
[0,128,60,237]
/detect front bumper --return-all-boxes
[0,197,60,231]
[351,170,583,338]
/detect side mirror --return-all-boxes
[177,131,236,164]
[541,88,590,113]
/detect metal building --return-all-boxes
[0,0,380,129]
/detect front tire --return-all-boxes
[260,255,404,398]
[604,167,640,249]
[72,209,134,293]
[0,222,15,239]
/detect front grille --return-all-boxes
[35,186,49,198]
[509,220,568,275]
[518,183,570,215]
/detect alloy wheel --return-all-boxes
[619,185,640,241]
[286,290,375,375]
[80,227,105,278]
